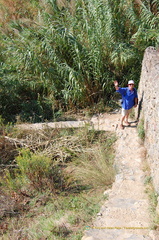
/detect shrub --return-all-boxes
[17,149,52,190]
[5,149,60,193]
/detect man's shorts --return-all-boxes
[121,108,132,116]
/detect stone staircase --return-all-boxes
[81,113,159,240]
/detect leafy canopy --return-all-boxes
[1,0,159,122]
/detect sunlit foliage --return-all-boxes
[1,0,159,122]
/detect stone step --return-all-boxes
[82,229,152,240]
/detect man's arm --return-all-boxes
[134,97,138,108]
[114,80,119,90]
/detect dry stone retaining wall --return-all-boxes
[137,46,159,194]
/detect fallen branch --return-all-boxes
[4,136,29,148]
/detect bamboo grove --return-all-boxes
[0,0,159,122]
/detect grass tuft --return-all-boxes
[137,119,145,141]
[71,143,115,188]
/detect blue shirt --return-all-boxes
[117,87,138,110]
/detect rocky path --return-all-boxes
[82,113,159,240]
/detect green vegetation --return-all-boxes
[142,158,159,230]
[144,175,159,230]
[1,189,105,240]
[1,0,159,122]
[137,118,145,141]
[0,125,116,239]
[72,138,116,188]
[5,149,55,192]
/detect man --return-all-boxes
[114,80,138,129]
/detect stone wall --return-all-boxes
[137,46,159,193]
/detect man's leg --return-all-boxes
[125,108,132,125]
[120,113,125,129]
[125,113,130,124]
[120,108,131,129]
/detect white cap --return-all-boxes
[128,80,134,84]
